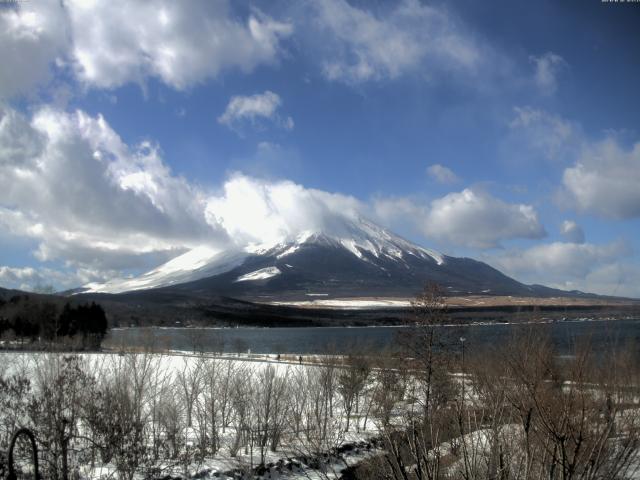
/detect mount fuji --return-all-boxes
[81,217,572,301]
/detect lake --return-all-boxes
[104,318,640,355]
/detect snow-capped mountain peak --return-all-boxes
[300,218,444,265]
[82,216,445,294]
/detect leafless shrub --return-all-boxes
[28,355,94,480]
[337,354,371,432]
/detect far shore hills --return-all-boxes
[262,294,640,310]
[3,286,639,328]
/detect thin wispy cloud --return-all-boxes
[486,240,634,296]
[308,0,482,84]
[560,220,585,244]
[530,52,567,95]
[218,91,294,133]
[427,164,460,184]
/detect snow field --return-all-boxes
[0,351,384,480]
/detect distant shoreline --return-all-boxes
[98,295,640,329]
[258,294,640,310]
[109,315,640,331]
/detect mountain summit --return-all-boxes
[83,216,566,300]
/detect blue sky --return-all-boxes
[1,0,639,297]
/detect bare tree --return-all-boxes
[196,358,225,455]
[82,353,161,480]
[156,392,185,460]
[219,360,241,434]
[28,354,93,480]
[176,357,203,429]
[145,354,173,464]
[229,366,253,458]
[376,283,457,480]
[85,372,148,480]
[302,366,345,458]
[0,369,31,450]
[251,364,290,465]
[337,354,371,432]
[290,366,309,438]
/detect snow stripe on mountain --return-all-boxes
[235,267,281,282]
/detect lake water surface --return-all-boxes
[105,319,640,355]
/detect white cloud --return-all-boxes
[0,107,45,166]
[560,220,585,244]
[486,240,637,297]
[0,265,114,293]
[66,0,292,90]
[205,174,364,247]
[427,164,460,184]
[510,107,640,219]
[509,106,578,161]
[374,189,545,249]
[0,0,516,96]
[422,189,546,248]
[218,91,294,132]
[0,0,68,99]
[0,266,43,292]
[0,105,225,275]
[0,266,57,291]
[576,262,640,299]
[493,241,627,279]
[530,52,566,95]
[563,138,640,219]
[0,1,292,96]
[309,0,481,84]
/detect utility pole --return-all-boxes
[460,336,466,406]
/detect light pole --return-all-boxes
[460,336,466,406]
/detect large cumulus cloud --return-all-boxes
[0,0,292,96]
[205,175,364,247]
[66,0,292,90]
[374,189,546,249]
[0,0,532,97]
[0,105,225,274]
[510,107,640,220]
[563,139,640,219]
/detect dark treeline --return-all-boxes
[0,295,108,350]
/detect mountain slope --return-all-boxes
[82,217,579,300]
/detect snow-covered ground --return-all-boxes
[3,348,639,480]
[267,298,413,309]
[0,351,383,480]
